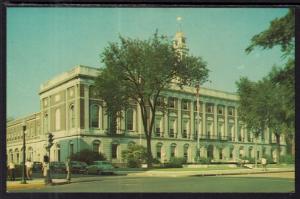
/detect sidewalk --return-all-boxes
[127,167,295,177]
[6,178,69,191]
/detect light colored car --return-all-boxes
[86,161,114,175]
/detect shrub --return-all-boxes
[198,157,211,164]
[279,155,294,164]
[151,158,161,164]
[165,157,186,168]
[121,144,147,168]
[70,149,106,165]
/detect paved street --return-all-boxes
[8,172,294,193]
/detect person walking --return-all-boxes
[65,158,71,183]
[8,161,15,181]
[42,161,50,184]
[25,159,33,180]
[261,157,267,171]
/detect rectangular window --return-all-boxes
[182,129,187,138]
[169,98,175,108]
[156,127,160,137]
[206,105,213,113]
[169,129,174,138]
[228,108,234,116]
[218,107,223,115]
[182,100,188,110]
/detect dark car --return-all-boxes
[50,161,66,173]
[32,161,42,172]
[71,161,88,174]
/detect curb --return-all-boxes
[192,170,294,177]
[127,169,294,177]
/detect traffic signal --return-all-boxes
[48,133,54,148]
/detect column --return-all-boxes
[190,100,194,140]
[213,103,217,138]
[74,84,79,129]
[234,107,238,142]
[65,89,68,131]
[164,97,169,138]
[224,106,228,139]
[202,102,206,137]
[48,96,51,132]
[177,98,182,139]
[84,84,89,131]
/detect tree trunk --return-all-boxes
[254,137,258,168]
[146,135,153,168]
[275,134,280,164]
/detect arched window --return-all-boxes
[126,109,134,131]
[248,147,253,158]
[156,143,163,159]
[69,104,75,129]
[182,120,189,138]
[14,148,19,164]
[69,141,74,156]
[183,144,189,160]
[55,109,61,131]
[239,146,244,158]
[9,149,13,163]
[170,143,177,158]
[28,147,33,161]
[169,119,176,138]
[90,104,100,128]
[43,113,48,133]
[92,140,101,153]
[112,142,119,159]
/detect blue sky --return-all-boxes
[7,7,289,118]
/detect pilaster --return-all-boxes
[84,84,89,131]
[177,98,182,139]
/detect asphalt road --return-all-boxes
[10,172,294,193]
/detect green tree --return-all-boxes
[236,77,270,166]
[96,32,209,167]
[243,8,295,161]
[121,143,147,168]
[245,8,294,57]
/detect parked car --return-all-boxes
[71,161,88,174]
[86,161,114,175]
[50,161,66,173]
[32,161,42,172]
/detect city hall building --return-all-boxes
[6,32,287,165]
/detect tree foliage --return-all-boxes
[95,31,209,167]
[245,8,295,57]
[70,149,106,165]
[121,143,147,168]
[240,8,295,162]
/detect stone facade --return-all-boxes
[6,65,287,165]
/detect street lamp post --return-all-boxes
[20,121,27,184]
[196,83,200,162]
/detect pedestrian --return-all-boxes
[65,158,71,183]
[42,161,49,183]
[261,157,267,171]
[25,159,33,180]
[8,161,15,181]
